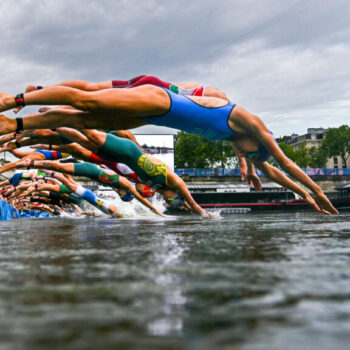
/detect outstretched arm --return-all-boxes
[233,107,337,214]
[246,159,262,191]
[255,161,337,215]
[231,140,262,190]
[167,172,211,217]
[118,177,165,217]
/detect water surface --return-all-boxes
[0,212,350,350]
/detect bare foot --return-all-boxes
[0,93,14,113]
[25,85,39,93]
[0,114,15,135]
[14,85,39,113]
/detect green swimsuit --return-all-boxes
[73,162,120,188]
[98,134,167,189]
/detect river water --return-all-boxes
[0,212,350,350]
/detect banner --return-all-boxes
[175,168,350,177]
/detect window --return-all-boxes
[334,157,338,168]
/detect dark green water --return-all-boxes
[0,212,350,350]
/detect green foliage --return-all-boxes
[308,146,327,168]
[174,132,237,168]
[278,142,327,168]
[293,143,309,168]
[174,125,350,169]
[321,125,350,167]
[278,142,295,159]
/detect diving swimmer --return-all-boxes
[0,83,337,215]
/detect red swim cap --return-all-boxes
[141,185,156,198]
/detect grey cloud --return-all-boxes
[0,0,349,136]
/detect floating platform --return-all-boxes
[167,183,350,213]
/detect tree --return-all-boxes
[308,146,327,168]
[279,141,327,168]
[278,142,295,159]
[322,125,350,168]
[174,132,237,168]
[278,141,308,167]
[293,143,309,168]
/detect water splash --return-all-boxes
[96,188,167,218]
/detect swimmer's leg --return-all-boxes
[16,159,75,174]
[28,80,114,92]
[73,162,120,188]
[112,75,146,88]
[79,129,142,166]
[0,84,169,114]
[0,109,111,136]
[17,81,114,112]
[74,185,121,216]
[130,75,171,89]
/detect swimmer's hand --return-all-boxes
[314,192,338,215]
[304,193,337,215]
[243,159,262,191]
[246,173,262,191]
[240,161,248,182]
[201,210,214,219]
[153,209,166,218]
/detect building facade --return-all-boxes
[279,128,347,168]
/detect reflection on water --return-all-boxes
[0,212,350,350]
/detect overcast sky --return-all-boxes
[0,0,349,137]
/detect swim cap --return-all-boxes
[247,131,273,163]
[120,189,134,202]
[167,195,185,209]
[256,142,271,162]
[141,184,156,198]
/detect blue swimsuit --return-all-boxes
[9,172,31,186]
[143,89,236,141]
[35,150,65,160]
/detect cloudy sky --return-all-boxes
[0,0,349,137]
